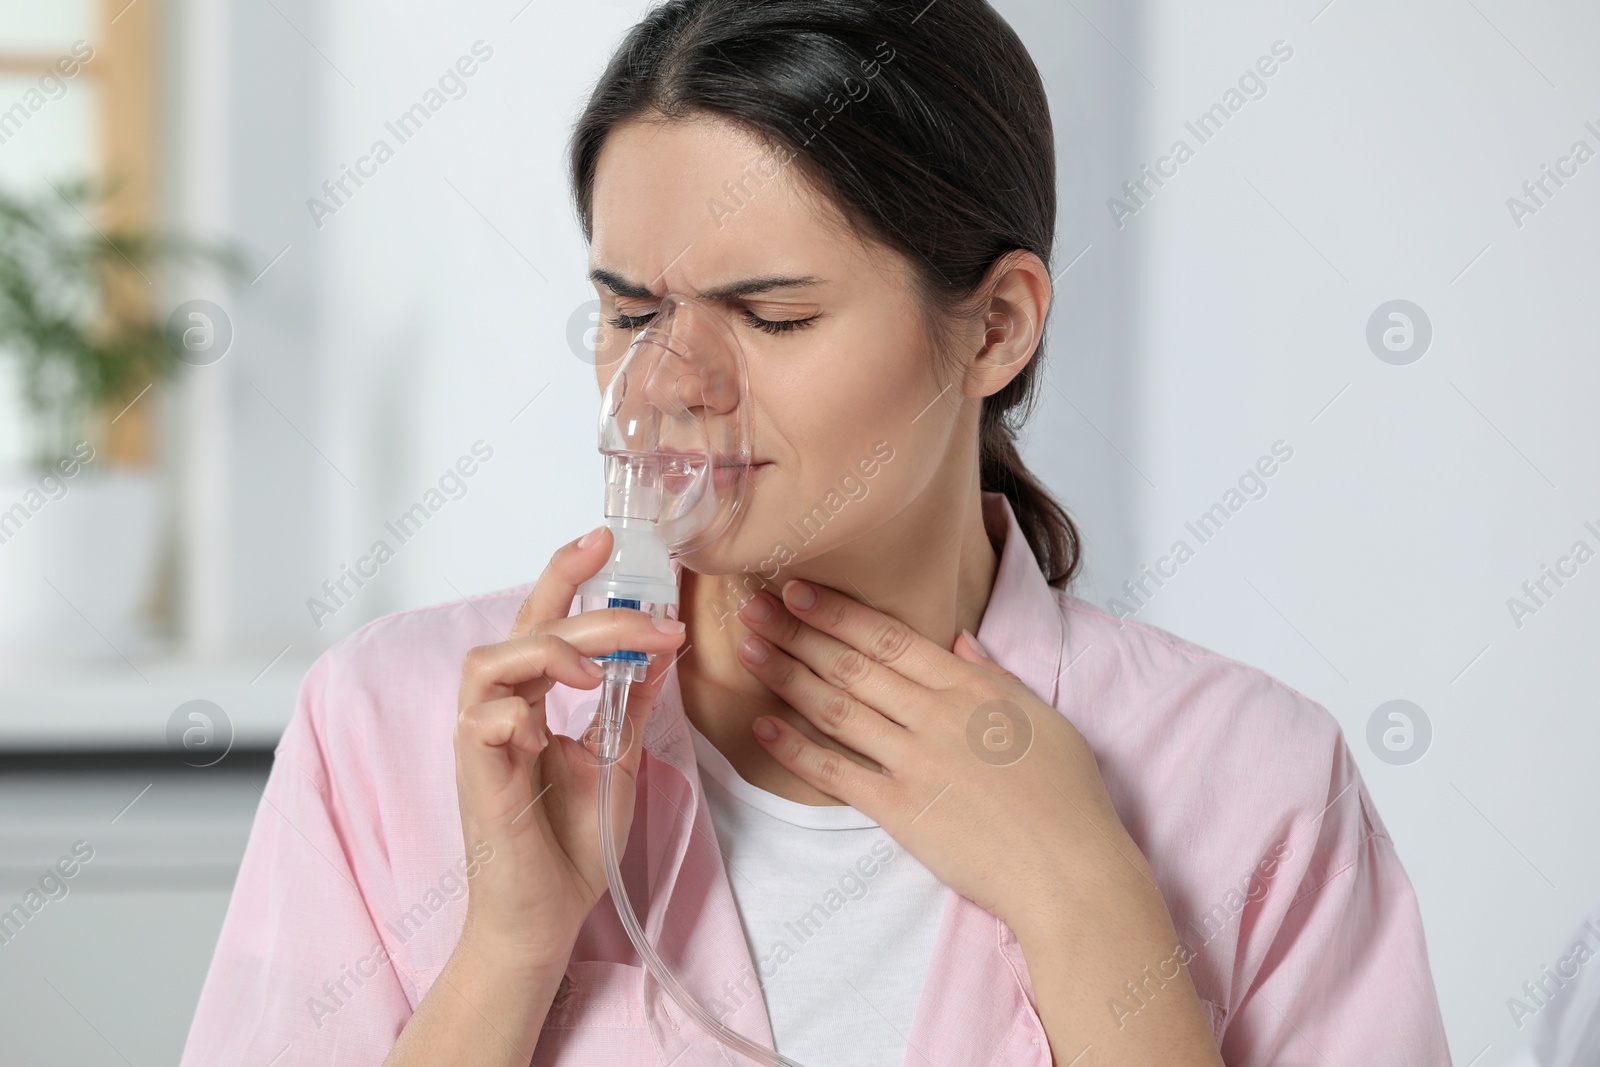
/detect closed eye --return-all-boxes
[605,308,821,336]
[605,311,656,332]
[738,309,820,335]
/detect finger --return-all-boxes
[751,712,889,814]
[532,605,689,646]
[947,630,1024,687]
[459,695,549,757]
[952,629,1012,676]
[779,579,957,690]
[737,632,912,771]
[510,525,615,638]
[459,614,685,710]
[737,589,926,723]
[454,695,550,817]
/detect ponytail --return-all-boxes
[979,385,1080,588]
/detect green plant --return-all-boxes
[0,176,245,466]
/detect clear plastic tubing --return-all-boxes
[593,618,807,1067]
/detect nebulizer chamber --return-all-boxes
[574,293,805,1067]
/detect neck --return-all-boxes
[675,478,1002,804]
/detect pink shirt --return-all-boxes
[181,492,1451,1066]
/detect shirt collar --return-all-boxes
[642,490,1066,761]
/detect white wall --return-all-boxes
[169,0,1597,1061]
[1069,1,1599,1063]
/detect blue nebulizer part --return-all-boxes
[596,597,647,664]
[573,293,802,1067]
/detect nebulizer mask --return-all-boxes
[575,293,804,1067]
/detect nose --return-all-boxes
[633,294,742,415]
[674,366,741,419]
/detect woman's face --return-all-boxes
[588,115,973,586]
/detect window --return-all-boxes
[0,0,158,465]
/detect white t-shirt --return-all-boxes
[688,720,950,1067]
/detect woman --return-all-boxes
[181,1,1452,1064]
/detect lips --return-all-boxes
[657,447,767,466]
[711,461,771,487]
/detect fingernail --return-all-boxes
[753,716,779,741]
[782,580,815,611]
[739,593,774,623]
[581,657,606,677]
[739,634,769,663]
[652,616,686,633]
[961,628,990,657]
[577,525,606,549]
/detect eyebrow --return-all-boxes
[588,267,823,302]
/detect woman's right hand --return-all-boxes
[451,525,686,972]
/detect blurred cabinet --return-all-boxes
[0,754,271,1066]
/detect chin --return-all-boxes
[674,474,775,573]
[674,534,773,583]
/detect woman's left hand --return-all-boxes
[734,577,1157,936]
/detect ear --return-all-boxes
[962,250,1052,399]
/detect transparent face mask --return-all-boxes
[599,291,753,548]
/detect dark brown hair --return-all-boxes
[569,0,1082,587]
